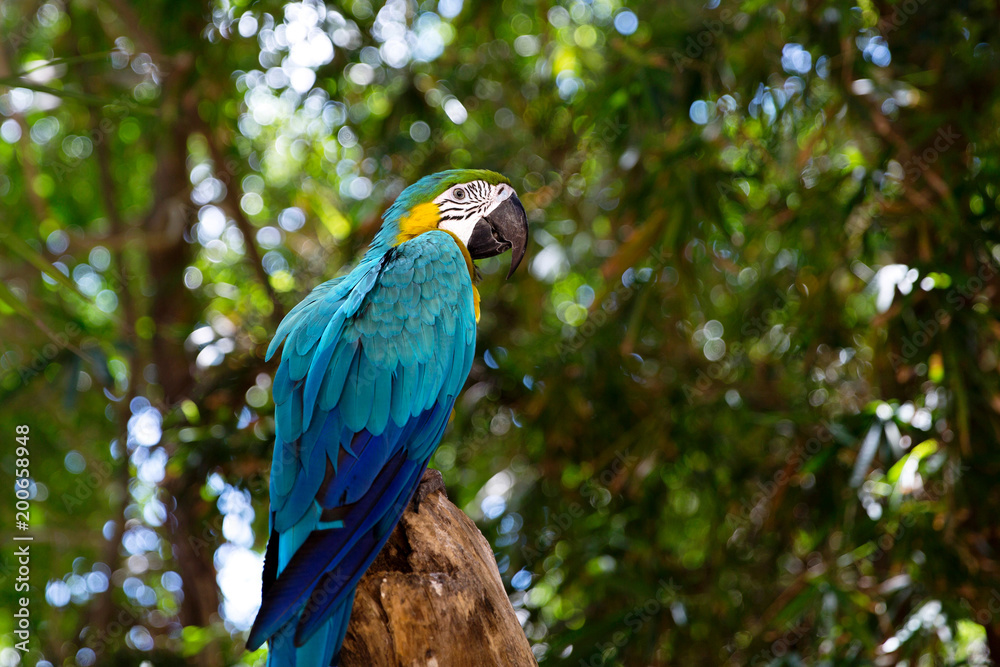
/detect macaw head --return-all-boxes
[378,169,529,278]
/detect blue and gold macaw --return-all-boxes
[246,170,528,666]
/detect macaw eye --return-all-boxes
[453,188,466,200]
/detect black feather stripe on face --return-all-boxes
[434,179,513,248]
[436,180,493,221]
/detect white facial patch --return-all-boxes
[435,181,515,245]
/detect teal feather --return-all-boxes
[270,439,297,499]
[340,353,371,433]
[403,315,421,336]
[391,265,413,285]
[424,358,445,411]
[388,336,403,365]
[293,321,316,357]
[325,419,346,464]
[412,262,428,284]
[361,334,384,366]
[275,413,330,531]
[425,297,440,323]
[399,281,420,308]
[447,336,467,394]
[354,314,378,337]
[319,340,357,412]
[440,304,456,336]
[368,365,392,435]
[279,502,321,570]
[397,335,417,367]
[389,364,409,427]
[289,344,314,382]
[273,360,292,406]
[415,314,435,354]
[302,320,348,425]
[380,284,399,304]
[275,385,303,442]
[403,362,421,419]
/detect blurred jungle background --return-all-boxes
[3,0,1000,665]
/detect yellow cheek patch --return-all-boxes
[395,202,440,244]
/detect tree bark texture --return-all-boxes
[341,469,537,667]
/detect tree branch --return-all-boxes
[342,469,536,666]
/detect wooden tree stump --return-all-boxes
[341,469,536,667]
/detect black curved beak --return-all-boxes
[466,194,528,279]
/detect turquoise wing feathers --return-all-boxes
[248,168,528,667]
[247,231,477,666]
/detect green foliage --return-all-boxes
[2,0,1000,665]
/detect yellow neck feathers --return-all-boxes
[395,202,480,322]
[395,202,441,244]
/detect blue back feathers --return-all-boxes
[248,188,480,667]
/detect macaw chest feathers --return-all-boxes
[394,202,480,322]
